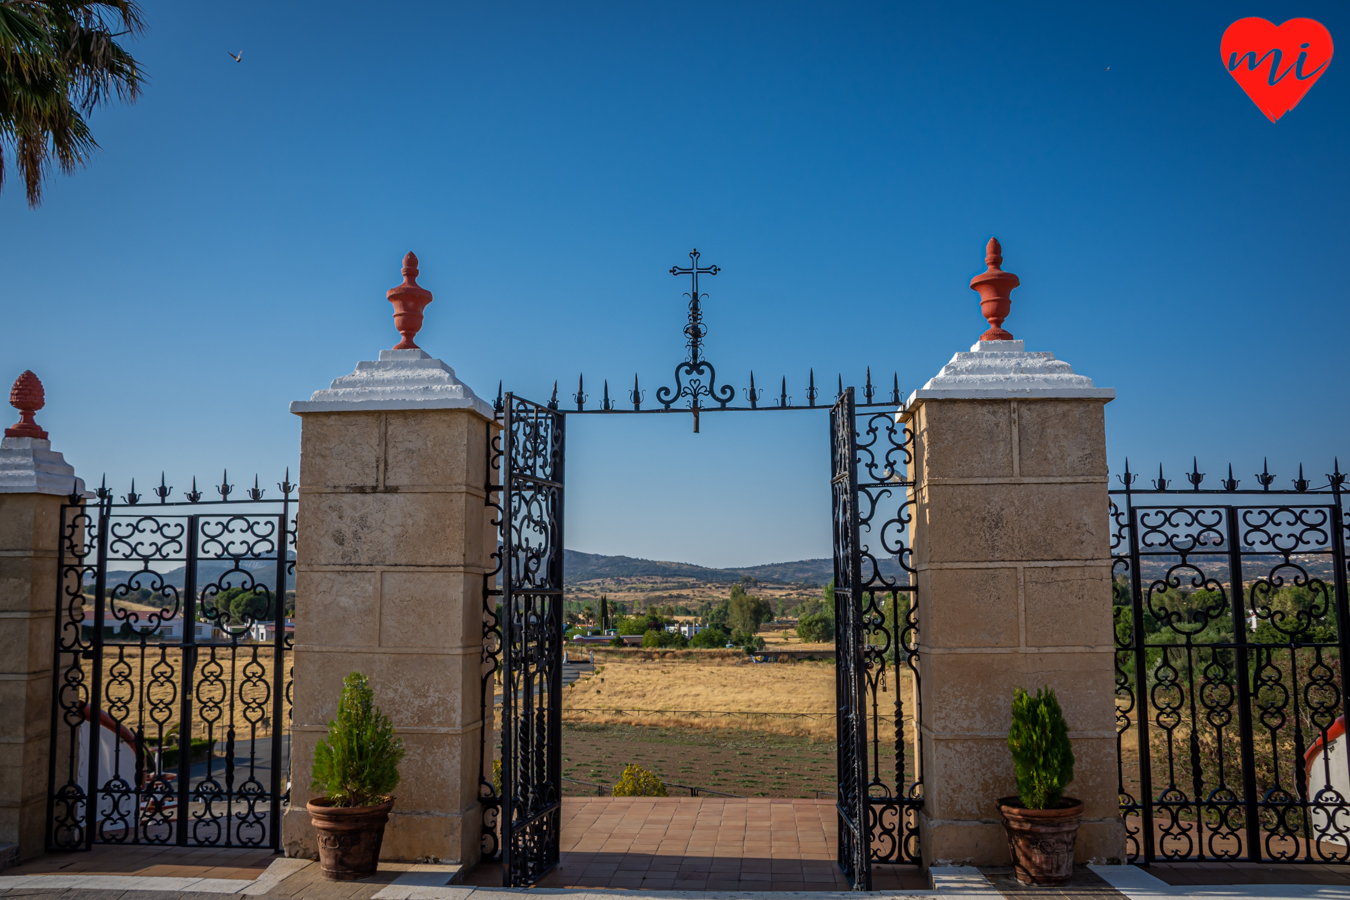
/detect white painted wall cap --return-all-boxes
[290,349,495,419]
[904,339,1114,406]
[0,436,87,496]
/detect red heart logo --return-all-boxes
[1221,18,1333,122]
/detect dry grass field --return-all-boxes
[560,652,914,740]
[553,653,918,797]
[561,722,838,798]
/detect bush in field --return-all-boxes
[612,763,667,797]
[797,612,834,643]
[616,613,665,635]
[689,625,730,648]
[641,629,688,649]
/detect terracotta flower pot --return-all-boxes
[997,796,1084,886]
[307,797,394,881]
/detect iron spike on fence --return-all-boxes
[279,468,295,496]
[548,381,559,410]
[745,371,762,409]
[123,478,141,505]
[495,381,504,415]
[891,373,901,406]
[218,470,233,501]
[1187,457,1204,491]
[864,367,875,404]
[96,474,110,501]
[630,374,643,411]
[1222,464,1240,492]
[574,374,587,411]
[248,475,265,501]
[1330,458,1346,491]
[1153,464,1169,491]
[779,376,789,409]
[186,476,202,503]
[1294,464,1310,492]
[1257,458,1275,491]
[807,369,818,407]
[836,374,844,404]
[155,472,172,504]
[1118,459,1137,490]
[602,380,612,412]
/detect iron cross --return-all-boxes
[670,248,719,364]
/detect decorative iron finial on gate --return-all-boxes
[970,237,1020,342]
[387,252,434,350]
[6,370,48,439]
[155,473,172,504]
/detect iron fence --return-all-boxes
[1113,459,1350,864]
[47,474,295,850]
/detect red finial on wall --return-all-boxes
[386,252,434,350]
[6,371,48,440]
[969,237,1020,341]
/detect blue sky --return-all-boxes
[1,1,1347,567]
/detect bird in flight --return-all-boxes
[1104,66,1110,71]
[228,51,242,62]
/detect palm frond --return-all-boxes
[0,0,141,206]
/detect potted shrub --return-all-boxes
[998,686,1082,886]
[307,672,405,880]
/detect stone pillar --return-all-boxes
[282,254,497,865]
[909,240,1125,867]
[0,371,84,864]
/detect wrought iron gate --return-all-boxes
[831,389,871,888]
[47,478,294,849]
[498,394,566,886]
[831,389,923,888]
[474,251,921,884]
[1113,462,1350,864]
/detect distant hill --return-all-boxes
[105,557,295,592]
[564,550,903,586]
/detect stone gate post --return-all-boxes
[0,372,84,865]
[907,240,1125,867]
[283,254,497,865]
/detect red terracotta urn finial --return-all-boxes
[6,370,48,440]
[386,251,433,350]
[969,236,1020,341]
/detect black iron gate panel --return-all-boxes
[852,401,921,866]
[831,389,870,889]
[500,394,565,887]
[1113,463,1350,864]
[47,478,295,850]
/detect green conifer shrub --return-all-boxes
[611,763,667,797]
[1007,686,1074,809]
[311,672,406,807]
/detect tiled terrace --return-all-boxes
[459,797,925,890]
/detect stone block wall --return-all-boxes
[283,408,496,865]
[0,493,66,861]
[908,398,1125,866]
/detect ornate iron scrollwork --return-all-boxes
[1112,459,1350,865]
[499,395,565,886]
[47,479,294,850]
